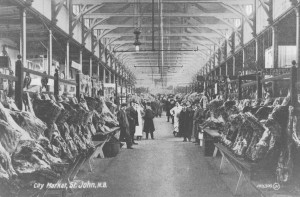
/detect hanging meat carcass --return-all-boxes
[9,111,47,140]
[69,124,88,154]
[276,106,296,183]
[12,140,61,185]
[32,98,62,125]
[0,143,18,196]
[57,123,79,158]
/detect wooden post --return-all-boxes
[103,67,106,84]
[103,67,106,97]
[257,73,262,99]
[225,76,228,100]
[16,8,26,110]
[15,56,23,110]
[120,72,123,104]
[54,69,59,98]
[232,56,236,76]
[79,49,83,68]
[272,25,279,68]
[242,48,246,75]
[238,76,242,100]
[66,41,70,79]
[47,29,53,92]
[109,71,112,83]
[21,8,26,68]
[89,56,93,77]
[48,29,53,75]
[291,66,297,107]
[76,71,81,101]
[125,79,128,103]
[77,49,83,100]
[295,7,300,81]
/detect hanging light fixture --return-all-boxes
[133,28,141,52]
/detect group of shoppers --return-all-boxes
[117,100,156,149]
[165,93,209,144]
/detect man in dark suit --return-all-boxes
[117,103,133,149]
[126,101,139,145]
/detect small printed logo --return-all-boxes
[273,183,280,191]
[256,183,280,191]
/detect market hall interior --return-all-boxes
[71,115,234,197]
[1,0,300,197]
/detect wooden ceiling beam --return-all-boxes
[85,12,238,18]
[93,24,229,30]
[73,0,253,5]
[103,32,221,38]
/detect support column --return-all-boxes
[242,48,246,75]
[48,29,53,75]
[257,73,262,99]
[16,8,26,110]
[89,56,93,77]
[66,41,70,79]
[125,78,128,103]
[97,62,100,80]
[115,63,118,106]
[272,25,279,68]
[291,66,298,107]
[238,76,242,100]
[20,9,27,66]
[79,50,83,69]
[296,7,300,80]
[103,67,106,84]
[232,56,236,76]
[109,71,112,83]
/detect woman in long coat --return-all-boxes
[143,102,155,139]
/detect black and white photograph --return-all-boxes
[0,0,300,196]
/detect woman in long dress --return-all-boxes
[135,103,144,140]
[170,101,182,137]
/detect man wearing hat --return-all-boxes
[126,100,139,145]
[117,103,133,149]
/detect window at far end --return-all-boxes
[245,4,253,16]
[72,4,80,15]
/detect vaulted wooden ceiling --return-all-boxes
[73,0,253,85]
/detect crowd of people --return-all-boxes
[113,91,215,149]
[165,92,210,144]
[116,98,158,149]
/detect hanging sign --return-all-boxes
[103,83,115,88]
[71,61,82,71]
[262,68,291,76]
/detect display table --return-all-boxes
[89,127,121,171]
[214,143,263,196]
[203,128,221,157]
[33,128,121,197]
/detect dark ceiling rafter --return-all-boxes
[61,0,255,86]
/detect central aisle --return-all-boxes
[74,115,233,197]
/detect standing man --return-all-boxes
[184,101,194,142]
[166,98,171,122]
[143,102,155,139]
[117,103,133,149]
[126,101,139,145]
[170,99,176,124]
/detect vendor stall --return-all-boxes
[200,66,300,196]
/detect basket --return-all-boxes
[103,142,120,158]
